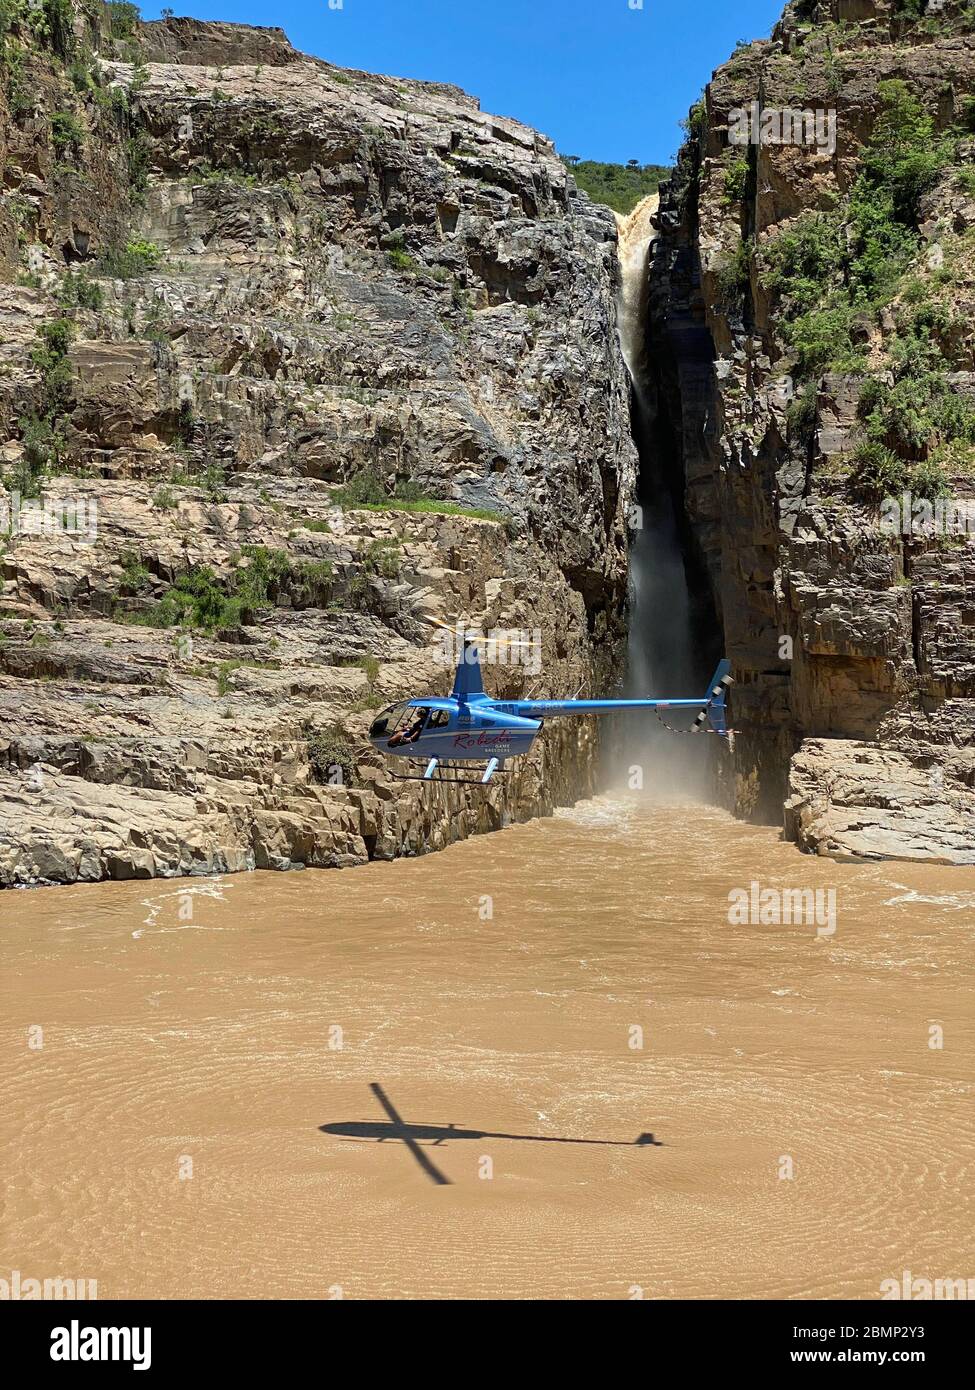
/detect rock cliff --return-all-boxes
[649,0,975,862]
[0,6,636,885]
[6,1,971,884]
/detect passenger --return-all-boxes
[388,712,426,748]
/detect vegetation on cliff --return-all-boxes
[758,75,975,500]
[561,158,669,214]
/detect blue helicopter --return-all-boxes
[368,627,734,784]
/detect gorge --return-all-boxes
[1,0,974,886]
[3,0,975,1312]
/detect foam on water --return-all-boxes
[135,878,232,937]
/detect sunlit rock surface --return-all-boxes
[0,11,636,885]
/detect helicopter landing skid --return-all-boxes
[390,756,508,786]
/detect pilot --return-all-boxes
[388,710,426,748]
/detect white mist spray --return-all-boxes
[613,196,708,801]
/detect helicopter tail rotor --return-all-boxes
[694,660,734,736]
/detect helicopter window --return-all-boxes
[427,709,450,729]
[384,706,429,748]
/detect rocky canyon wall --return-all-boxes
[0,7,637,886]
[649,0,975,863]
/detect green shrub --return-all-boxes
[6,455,41,499]
[7,412,65,497]
[129,564,253,634]
[171,460,225,496]
[355,654,380,684]
[69,51,99,95]
[722,157,749,206]
[0,0,19,42]
[346,573,373,612]
[680,100,706,141]
[233,545,289,612]
[715,238,752,306]
[824,51,845,98]
[910,456,950,501]
[1,23,31,115]
[332,468,506,522]
[863,80,946,226]
[98,238,160,279]
[849,442,908,502]
[125,132,151,203]
[333,468,388,507]
[17,413,65,483]
[56,272,103,311]
[762,211,842,318]
[858,335,975,457]
[106,2,141,40]
[216,660,239,697]
[844,187,918,304]
[290,558,334,607]
[361,539,400,580]
[176,398,194,443]
[30,318,75,415]
[163,567,234,630]
[786,381,818,438]
[386,234,418,273]
[763,82,950,380]
[785,302,866,377]
[50,111,85,161]
[306,726,357,785]
[118,551,152,594]
[41,0,75,59]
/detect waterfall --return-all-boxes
[612,196,709,801]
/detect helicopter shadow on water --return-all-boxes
[319,1083,663,1186]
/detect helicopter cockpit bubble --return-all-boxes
[369,702,412,742]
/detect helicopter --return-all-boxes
[367,624,734,785]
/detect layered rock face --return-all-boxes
[649,0,975,862]
[0,9,636,885]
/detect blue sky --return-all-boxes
[141,1,786,166]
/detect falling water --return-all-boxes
[613,196,709,799]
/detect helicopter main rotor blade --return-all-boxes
[426,616,533,648]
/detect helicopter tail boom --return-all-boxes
[495,660,734,735]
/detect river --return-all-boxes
[2,797,972,1300]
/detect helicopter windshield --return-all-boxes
[369,703,413,741]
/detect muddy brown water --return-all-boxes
[2,797,973,1300]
